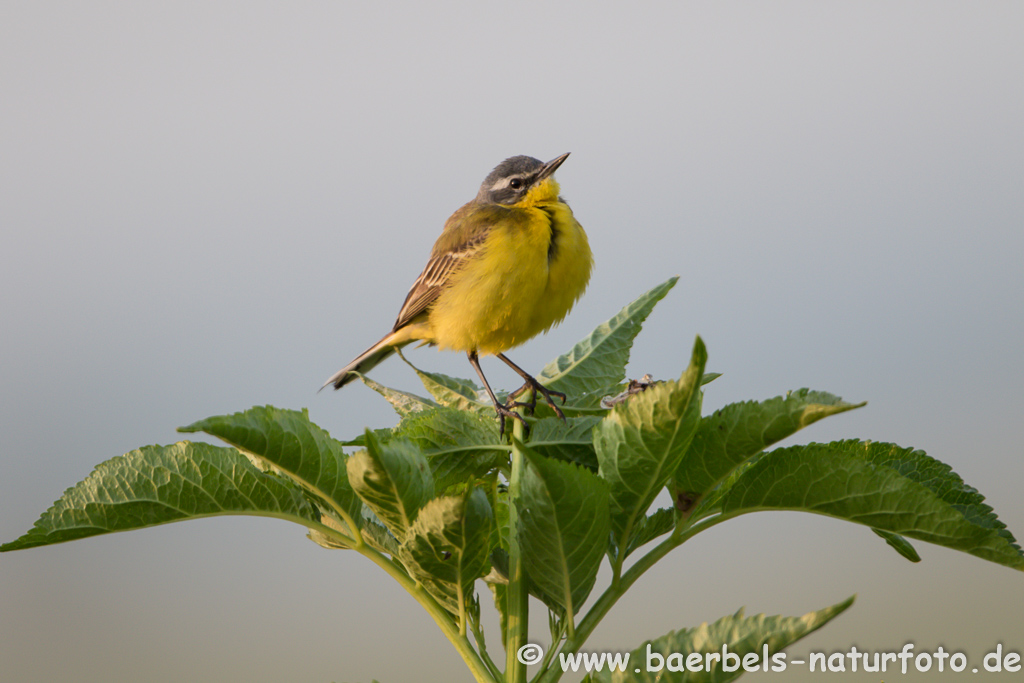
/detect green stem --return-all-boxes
[535,513,735,683]
[505,411,530,683]
[260,463,366,547]
[358,541,499,683]
[312,523,495,682]
[534,618,565,676]
[470,614,504,682]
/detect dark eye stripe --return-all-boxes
[486,174,535,204]
[489,186,518,204]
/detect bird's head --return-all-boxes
[476,153,570,207]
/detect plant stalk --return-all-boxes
[505,410,530,683]
[535,513,735,683]
[358,539,498,683]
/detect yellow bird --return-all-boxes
[323,153,592,433]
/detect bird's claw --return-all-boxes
[495,403,528,439]
[506,380,567,423]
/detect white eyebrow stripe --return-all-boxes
[489,176,513,191]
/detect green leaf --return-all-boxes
[308,504,403,557]
[519,443,610,617]
[2,442,322,552]
[583,596,855,683]
[701,372,722,386]
[389,407,506,494]
[492,488,510,553]
[623,507,676,559]
[539,277,679,408]
[346,431,433,539]
[359,374,438,416]
[713,440,1024,571]
[596,337,706,554]
[399,350,493,414]
[361,516,403,557]
[337,427,391,448]
[179,405,362,530]
[673,389,865,507]
[528,415,602,471]
[872,528,921,563]
[400,488,493,618]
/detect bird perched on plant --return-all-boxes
[322,152,592,434]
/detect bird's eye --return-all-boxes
[509,178,524,190]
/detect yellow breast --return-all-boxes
[426,195,592,355]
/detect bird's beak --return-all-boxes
[536,152,570,182]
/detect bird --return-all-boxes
[322,152,592,434]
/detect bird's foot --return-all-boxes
[507,379,567,422]
[493,402,528,439]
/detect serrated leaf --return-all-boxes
[872,528,921,563]
[673,389,865,505]
[519,444,610,617]
[528,415,602,471]
[714,440,1024,571]
[307,527,349,550]
[623,507,677,559]
[596,337,706,553]
[2,442,322,552]
[179,405,362,530]
[583,596,855,683]
[539,277,679,408]
[492,488,511,553]
[400,488,493,618]
[347,432,433,539]
[398,350,493,414]
[686,458,756,523]
[389,407,506,493]
[307,503,362,550]
[362,516,403,556]
[337,427,390,448]
[359,374,438,416]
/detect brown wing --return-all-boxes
[391,232,489,331]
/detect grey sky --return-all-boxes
[2,3,1022,682]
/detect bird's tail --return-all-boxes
[321,332,406,391]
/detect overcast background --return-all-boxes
[2,3,1022,682]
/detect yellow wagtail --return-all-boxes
[322,153,592,433]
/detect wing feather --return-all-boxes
[391,232,489,330]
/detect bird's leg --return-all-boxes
[467,351,526,438]
[505,381,539,412]
[496,353,567,422]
